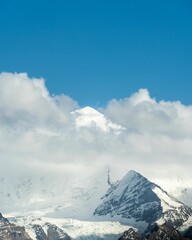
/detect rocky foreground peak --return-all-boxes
[0,213,32,240]
[118,222,191,240]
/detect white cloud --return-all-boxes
[0,73,192,204]
[104,89,192,138]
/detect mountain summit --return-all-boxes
[94,170,192,231]
[72,106,123,133]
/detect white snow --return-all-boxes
[0,173,109,220]
[72,106,124,133]
[154,177,192,207]
[2,169,191,239]
[152,186,182,212]
[11,215,131,240]
[178,216,192,232]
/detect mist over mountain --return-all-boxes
[1,170,192,240]
[1,73,192,239]
[1,0,192,238]
[1,72,192,209]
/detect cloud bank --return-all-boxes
[0,72,192,195]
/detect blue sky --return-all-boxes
[0,0,192,106]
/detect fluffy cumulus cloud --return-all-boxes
[0,72,192,198]
[105,89,192,138]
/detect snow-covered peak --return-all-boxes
[75,106,101,115]
[105,170,150,201]
[120,170,146,185]
[94,170,192,231]
[72,106,124,133]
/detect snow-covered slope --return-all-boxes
[2,169,192,233]
[154,177,192,207]
[72,106,124,133]
[0,168,192,239]
[94,170,192,231]
[0,173,109,220]
[10,215,131,240]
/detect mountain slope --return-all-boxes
[11,216,130,240]
[0,213,32,240]
[0,173,109,220]
[118,223,189,240]
[94,170,192,231]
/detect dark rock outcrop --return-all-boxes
[47,224,71,240]
[147,223,185,240]
[32,222,71,240]
[0,213,32,240]
[183,226,192,239]
[118,228,140,240]
[118,223,192,240]
[33,224,47,240]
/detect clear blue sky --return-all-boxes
[0,0,192,106]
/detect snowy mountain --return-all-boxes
[1,169,192,232]
[94,170,192,232]
[10,215,130,240]
[1,169,192,239]
[0,172,109,220]
[72,106,124,133]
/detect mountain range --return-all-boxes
[1,169,192,239]
[1,107,192,239]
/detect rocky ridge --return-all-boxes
[0,213,32,240]
[118,223,192,240]
[94,170,192,231]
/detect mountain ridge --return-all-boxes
[94,170,192,232]
[1,169,192,239]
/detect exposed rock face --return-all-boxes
[0,213,9,226]
[147,223,185,240]
[33,224,47,240]
[94,171,162,223]
[32,223,71,240]
[162,205,192,228]
[94,170,192,230]
[0,213,71,240]
[47,224,71,240]
[183,226,192,239]
[118,223,192,240]
[118,228,140,240]
[0,213,32,240]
